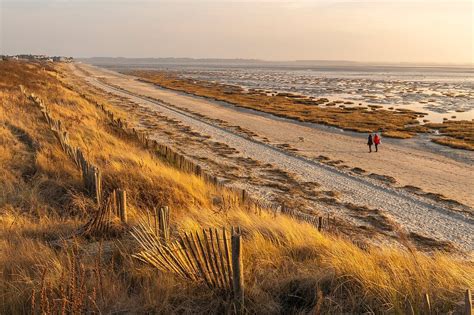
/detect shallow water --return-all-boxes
[180,68,474,123]
[104,62,474,123]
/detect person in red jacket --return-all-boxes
[374,133,381,152]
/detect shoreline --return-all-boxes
[126,70,474,150]
[141,79,474,165]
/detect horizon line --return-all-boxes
[79,56,474,67]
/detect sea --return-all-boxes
[91,59,474,123]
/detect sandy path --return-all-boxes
[74,63,473,251]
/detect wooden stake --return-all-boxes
[117,189,127,223]
[223,227,233,290]
[195,232,216,287]
[215,228,230,291]
[231,231,244,314]
[94,169,102,206]
[158,206,170,241]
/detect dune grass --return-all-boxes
[0,60,472,314]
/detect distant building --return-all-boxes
[52,56,73,62]
[0,54,73,62]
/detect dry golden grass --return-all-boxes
[432,137,474,151]
[1,60,473,314]
[130,70,473,150]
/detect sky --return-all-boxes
[0,0,472,64]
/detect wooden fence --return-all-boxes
[24,90,102,205]
[79,189,128,237]
[143,206,171,242]
[131,218,245,312]
[22,88,128,237]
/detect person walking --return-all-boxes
[374,133,381,152]
[367,134,373,153]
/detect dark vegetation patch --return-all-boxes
[368,173,397,184]
[408,232,456,252]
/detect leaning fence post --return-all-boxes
[94,169,102,206]
[231,229,244,314]
[117,189,127,223]
[158,206,170,242]
[466,289,472,315]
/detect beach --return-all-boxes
[73,62,474,250]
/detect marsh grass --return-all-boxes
[427,120,474,150]
[0,61,472,314]
[130,70,473,150]
[129,71,425,138]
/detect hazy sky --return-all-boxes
[1,0,472,64]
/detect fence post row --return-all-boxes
[24,90,104,204]
[21,90,139,232]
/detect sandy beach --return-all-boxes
[72,63,473,251]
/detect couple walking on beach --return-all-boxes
[367,133,381,153]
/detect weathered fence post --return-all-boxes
[466,289,472,315]
[158,206,170,242]
[94,169,102,206]
[232,228,244,314]
[117,189,127,223]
